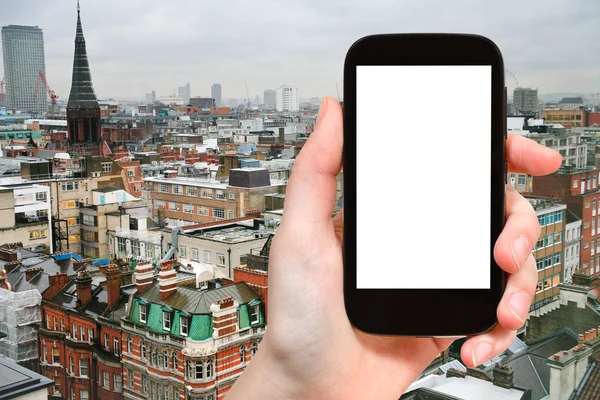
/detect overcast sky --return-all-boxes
[1,0,598,102]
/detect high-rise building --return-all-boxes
[144,90,155,105]
[1,25,47,115]
[263,89,276,107]
[276,85,299,112]
[513,87,539,115]
[178,83,190,104]
[211,83,222,107]
[67,2,101,145]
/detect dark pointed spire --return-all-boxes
[67,0,98,109]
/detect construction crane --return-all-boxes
[244,81,251,117]
[505,69,520,89]
[34,71,59,117]
[0,78,5,106]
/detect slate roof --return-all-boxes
[0,357,53,399]
[572,361,600,400]
[559,97,584,104]
[138,282,259,314]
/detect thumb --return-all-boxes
[282,96,343,231]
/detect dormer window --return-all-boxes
[139,304,147,323]
[163,311,171,331]
[180,316,189,336]
[250,304,260,325]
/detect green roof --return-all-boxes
[0,130,42,140]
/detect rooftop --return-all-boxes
[183,223,272,243]
[0,356,53,399]
[403,374,526,400]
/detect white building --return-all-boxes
[564,211,582,283]
[276,85,299,112]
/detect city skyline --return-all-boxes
[0,0,598,102]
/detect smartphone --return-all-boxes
[343,33,507,336]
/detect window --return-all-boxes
[163,351,169,368]
[67,217,80,226]
[574,180,579,188]
[82,214,95,226]
[129,370,134,388]
[173,185,183,194]
[88,328,93,340]
[179,246,187,258]
[104,333,110,350]
[201,188,213,198]
[163,311,171,331]
[187,186,197,196]
[195,361,204,379]
[80,326,86,341]
[173,353,178,371]
[71,387,75,400]
[142,375,147,394]
[52,347,60,364]
[206,359,213,378]
[169,201,180,211]
[180,316,189,336]
[128,169,135,177]
[72,323,78,340]
[229,191,235,200]
[61,181,79,191]
[53,316,57,330]
[114,374,122,392]
[198,206,209,216]
[250,304,260,324]
[159,183,169,193]
[139,304,147,323]
[595,199,597,210]
[217,253,226,266]
[204,251,212,263]
[102,162,112,173]
[240,346,246,363]
[228,210,235,219]
[29,230,47,239]
[585,241,589,249]
[43,346,47,362]
[216,190,226,200]
[517,174,526,185]
[70,356,74,373]
[585,222,590,229]
[186,360,193,378]
[213,207,225,219]
[183,203,194,213]
[127,337,132,353]
[141,342,147,360]
[103,371,110,389]
[165,386,170,400]
[251,342,258,356]
[151,349,157,366]
[54,377,61,396]
[586,201,591,209]
[80,390,89,400]
[80,358,88,377]
[155,199,166,208]
[191,248,200,261]
[70,234,81,244]
[114,337,120,355]
[62,200,80,209]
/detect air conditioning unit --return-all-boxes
[92,172,101,178]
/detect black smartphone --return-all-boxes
[343,33,507,337]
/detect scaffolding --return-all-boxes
[0,288,42,364]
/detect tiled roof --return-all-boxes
[572,361,600,400]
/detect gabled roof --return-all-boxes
[137,282,259,314]
[572,361,600,399]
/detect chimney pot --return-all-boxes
[554,354,561,360]
[563,350,569,355]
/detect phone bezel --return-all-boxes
[343,33,507,336]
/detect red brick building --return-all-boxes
[39,265,129,399]
[120,260,266,400]
[533,166,600,277]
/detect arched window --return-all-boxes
[151,349,157,366]
[240,345,246,363]
[206,359,213,378]
[172,353,178,371]
[141,342,147,360]
[251,342,258,356]
[127,337,132,354]
[185,360,193,379]
[163,351,169,368]
[195,361,203,380]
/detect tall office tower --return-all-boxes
[178,83,191,104]
[211,83,222,107]
[145,90,156,105]
[513,87,539,115]
[264,89,276,106]
[276,85,299,112]
[1,25,47,115]
[67,1,101,144]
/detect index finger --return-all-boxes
[507,133,562,176]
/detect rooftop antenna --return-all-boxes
[77,0,80,13]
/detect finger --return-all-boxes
[507,133,562,176]
[282,97,343,228]
[332,208,343,244]
[496,254,537,331]
[461,324,517,368]
[494,185,541,274]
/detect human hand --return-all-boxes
[226,97,562,400]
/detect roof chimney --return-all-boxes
[105,264,121,310]
[25,266,43,281]
[492,364,514,389]
[210,296,239,338]
[134,260,154,293]
[75,270,92,308]
[158,261,177,300]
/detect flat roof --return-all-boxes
[0,356,53,399]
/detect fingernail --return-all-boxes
[472,342,493,366]
[511,236,531,270]
[508,291,529,324]
[316,98,328,128]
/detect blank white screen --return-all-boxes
[356,65,491,289]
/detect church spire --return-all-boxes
[67,0,98,109]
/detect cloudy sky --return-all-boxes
[1,0,598,102]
